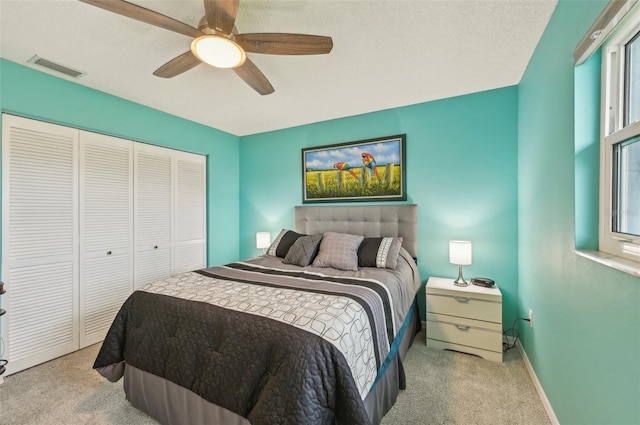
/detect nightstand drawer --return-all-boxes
[426,313,502,352]
[426,293,501,323]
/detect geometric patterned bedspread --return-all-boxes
[139,261,396,399]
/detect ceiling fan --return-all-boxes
[79,0,334,95]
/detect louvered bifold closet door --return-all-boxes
[79,131,133,347]
[174,152,206,274]
[134,144,174,288]
[1,114,79,375]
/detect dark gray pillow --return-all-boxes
[312,232,364,271]
[267,229,306,258]
[358,236,403,269]
[283,234,323,266]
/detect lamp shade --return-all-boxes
[449,240,472,265]
[256,232,271,249]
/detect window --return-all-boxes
[601,9,640,262]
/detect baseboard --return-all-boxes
[516,341,560,425]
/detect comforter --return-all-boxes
[94,250,421,425]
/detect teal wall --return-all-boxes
[574,48,601,251]
[239,87,519,324]
[518,1,640,424]
[0,58,241,268]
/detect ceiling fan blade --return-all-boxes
[235,33,333,55]
[233,59,274,95]
[203,0,239,34]
[79,0,203,39]
[153,51,201,78]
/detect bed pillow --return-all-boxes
[312,232,364,271]
[358,236,404,269]
[267,229,306,258]
[283,234,323,267]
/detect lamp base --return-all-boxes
[453,265,468,286]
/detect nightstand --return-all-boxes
[425,276,502,362]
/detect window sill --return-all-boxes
[575,250,640,278]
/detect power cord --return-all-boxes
[503,317,530,352]
[0,335,5,379]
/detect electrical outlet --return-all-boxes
[528,309,534,328]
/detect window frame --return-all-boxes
[600,8,640,263]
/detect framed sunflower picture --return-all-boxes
[302,134,406,203]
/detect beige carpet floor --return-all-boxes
[0,329,551,425]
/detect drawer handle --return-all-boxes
[107,251,112,255]
[455,324,470,331]
[454,296,470,303]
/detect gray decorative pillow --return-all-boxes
[283,234,323,266]
[312,232,364,272]
[358,236,403,269]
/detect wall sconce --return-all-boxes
[449,240,472,286]
[256,232,271,255]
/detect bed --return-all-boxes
[94,204,421,425]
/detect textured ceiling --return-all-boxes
[0,0,557,136]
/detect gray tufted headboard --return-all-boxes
[294,204,418,259]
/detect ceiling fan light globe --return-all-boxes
[191,35,246,69]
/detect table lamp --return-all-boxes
[449,240,472,286]
[256,232,271,255]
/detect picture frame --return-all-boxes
[302,134,406,203]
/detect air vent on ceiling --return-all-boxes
[27,55,85,78]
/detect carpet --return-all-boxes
[0,329,550,425]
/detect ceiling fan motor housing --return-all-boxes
[197,15,237,36]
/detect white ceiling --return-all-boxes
[0,0,557,136]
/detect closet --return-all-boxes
[1,114,207,374]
